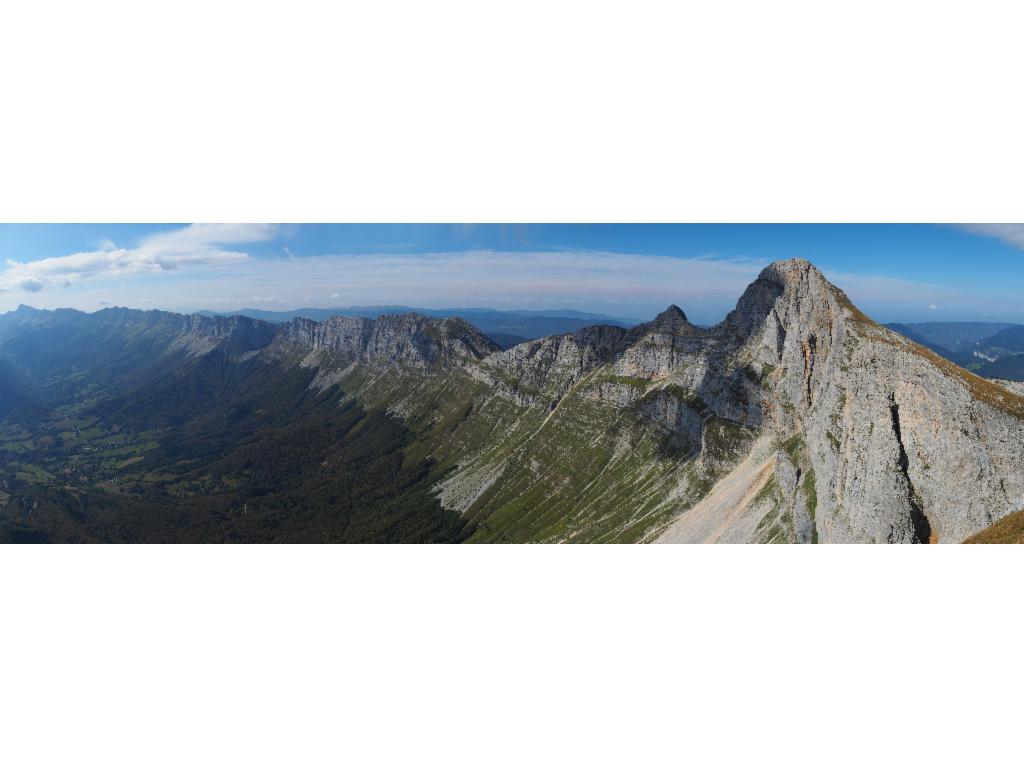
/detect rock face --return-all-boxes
[478,325,627,404]
[615,304,702,380]
[274,312,500,369]
[657,259,1024,543]
[993,379,1024,398]
[169,313,278,356]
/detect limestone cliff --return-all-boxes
[658,259,1024,543]
[273,312,500,370]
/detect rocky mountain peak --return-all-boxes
[714,258,1024,543]
[622,303,697,347]
[652,304,692,330]
[763,256,824,283]
[720,259,844,359]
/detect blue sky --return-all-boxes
[0,224,1022,324]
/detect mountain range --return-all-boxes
[886,321,1024,381]
[1,259,1022,543]
[198,306,642,350]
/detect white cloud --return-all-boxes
[0,223,276,293]
[929,303,938,310]
[957,223,1024,249]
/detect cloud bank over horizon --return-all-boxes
[0,224,1021,324]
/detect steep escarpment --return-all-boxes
[171,313,278,355]
[657,258,1024,543]
[471,324,628,406]
[805,316,1024,543]
[273,312,499,371]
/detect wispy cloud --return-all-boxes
[3,237,1014,323]
[0,223,276,293]
[956,223,1024,249]
[247,250,956,315]
[248,250,771,312]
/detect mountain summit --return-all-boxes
[1,258,1022,543]
[652,304,691,330]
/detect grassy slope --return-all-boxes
[341,361,757,543]
[964,510,1024,543]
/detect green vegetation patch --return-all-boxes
[781,433,804,461]
[965,510,1024,544]
[595,374,651,390]
[651,384,709,414]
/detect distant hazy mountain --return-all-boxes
[883,323,956,357]
[885,321,1016,352]
[198,306,640,348]
[2,260,1023,543]
[887,321,1024,381]
[977,354,1024,381]
[980,325,1024,354]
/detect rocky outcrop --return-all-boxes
[806,328,1024,543]
[992,378,1024,398]
[635,387,706,457]
[478,325,627,404]
[276,315,373,356]
[273,312,500,370]
[167,314,278,356]
[614,310,704,380]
